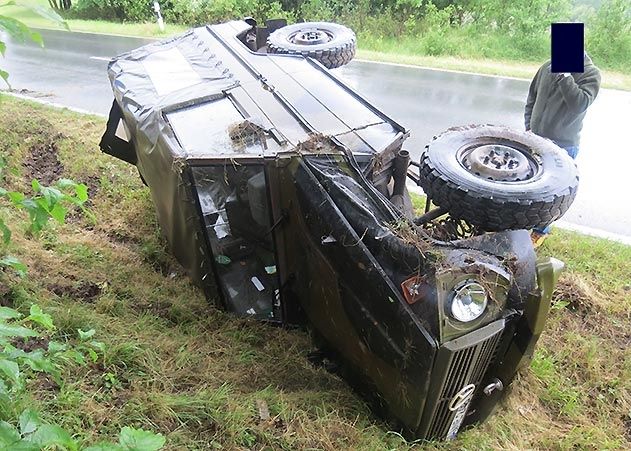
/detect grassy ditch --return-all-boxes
[0,95,629,449]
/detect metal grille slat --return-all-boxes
[448,347,474,398]
[471,336,494,384]
[472,334,500,384]
[441,349,465,398]
[423,320,505,440]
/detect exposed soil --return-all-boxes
[49,281,102,303]
[32,373,60,397]
[143,253,173,277]
[0,281,12,307]
[80,174,101,204]
[552,273,631,351]
[14,88,54,98]
[623,415,631,442]
[23,139,65,186]
[11,336,49,353]
[22,135,99,207]
[104,230,142,246]
[552,273,603,316]
[132,299,174,322]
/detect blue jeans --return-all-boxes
[533,144,578,234]
[564,145,579,159]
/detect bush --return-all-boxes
[587,0,631,71]
[71,0,155,22]
[73,0,293,26]
[67,0,631,73]
[419,2,456,56]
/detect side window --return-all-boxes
[192,164,280,320]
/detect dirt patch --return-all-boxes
[32,373,60,399]
[11,336,49,353]
[49,281,102,303]
[623,415,631,442]
[73,174,100,206]
[551,273,631,351]
[0,281,13,307]
[552,273,605,316]
[14,88,54,99]
[130,299,176,323]
[23,139,65,186]
[104,230,142,246]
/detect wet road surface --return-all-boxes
[2,28,630,243]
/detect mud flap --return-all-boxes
[99,100,137,165]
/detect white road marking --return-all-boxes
[90,56,111,62]
[555,221,631,246]
[353,58,532,81]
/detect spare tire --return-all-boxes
[418,125,579,232]
[267,22,356,69]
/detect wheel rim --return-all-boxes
[459,144,540,182]
[288,28,333,46]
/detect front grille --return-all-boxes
[421,319,504,440]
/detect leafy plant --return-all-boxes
[4,177,91,234]
[0,303,165,450]
[85,427,166,451]
[0,155,91,275]
[0,409,165,450]
[0,304,103,394]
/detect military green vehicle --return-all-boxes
[100,19,577,441]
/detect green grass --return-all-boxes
[4,1,631,91]
[0,95,630,449]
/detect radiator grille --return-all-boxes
[424,320,504,440]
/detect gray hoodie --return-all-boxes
[524,54,601,147]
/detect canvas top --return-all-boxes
[107,20,407,159]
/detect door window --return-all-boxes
[192,164,280,320]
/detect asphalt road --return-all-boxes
[2,28,630,243]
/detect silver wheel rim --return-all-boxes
[288,29,333,46]
[460,144,539,182]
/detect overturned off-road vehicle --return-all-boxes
[100,19,577,441]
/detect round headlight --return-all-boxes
[451,281,488,322]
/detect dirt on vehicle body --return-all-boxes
[100,19,575,441]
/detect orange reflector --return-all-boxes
[401,275,427,305]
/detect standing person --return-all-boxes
[524,51,601,246]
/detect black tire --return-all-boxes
[418,125,579,232]
[267,22,356,69]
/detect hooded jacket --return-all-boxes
[524,54,601,148]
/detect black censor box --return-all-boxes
[551,22,584,73]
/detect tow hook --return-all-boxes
[483,378,504,396]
